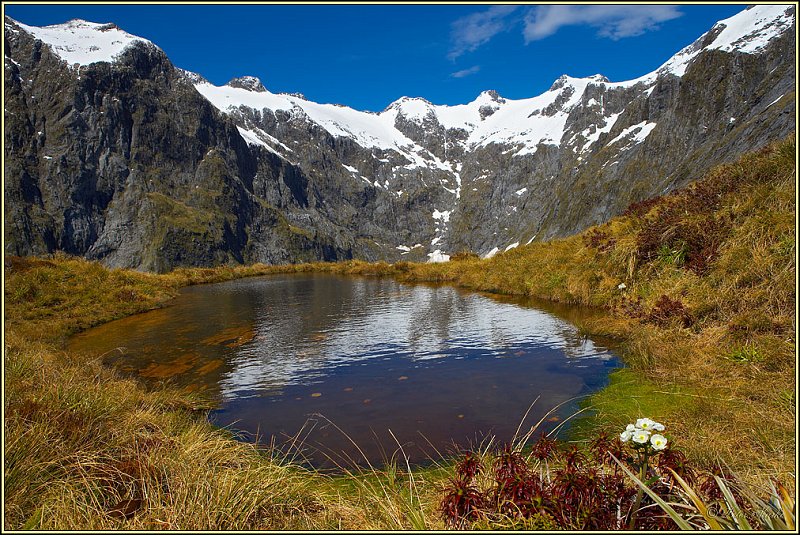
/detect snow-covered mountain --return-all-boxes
[11,18,156,67]
[196,5,793,164]
[3,5,796,271]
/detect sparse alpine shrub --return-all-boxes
[623,195,664,218]
[633,190,732,276]
[646,294,693,327]
[441,476,485,528]
[529,435,558,462]
[455,451,483,481]
[493,444,527,482]
[583,228,616,252]
[440,425,788,531]
[441,431,687,530]
[653,446,699,507]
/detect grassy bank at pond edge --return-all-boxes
[4,136,795,529]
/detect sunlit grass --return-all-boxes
[4,136,795,528]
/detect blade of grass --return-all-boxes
[667,468,723,530]
[511,396,540,446]
[715,476,751,530]
[776,480,795,530]
[610,454,694,530]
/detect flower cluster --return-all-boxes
[619,418,667,451]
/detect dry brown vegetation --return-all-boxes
[3,136,795,529]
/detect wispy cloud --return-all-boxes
[448,5,519,60]
[446,5,681,61]
[451,65,481,78]
[523,5,683,42]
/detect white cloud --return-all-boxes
[448,5,519,60]
[524,5,683,42]
[451,65,481,78]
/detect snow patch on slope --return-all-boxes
[236,125,295,162]
[483,247,500,259]
[432,209,451,223]
[608,121,657,148]
[15,19,153,67]
[706,4,794,54]
[427,250,450,263]
[580,111,622,152]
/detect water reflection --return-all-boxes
[68,273,621,466]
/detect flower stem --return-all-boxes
[628,450,648,529]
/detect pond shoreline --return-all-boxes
[67,271,623,469]
[4,134,794,530]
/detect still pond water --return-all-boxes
[69,273,621,468]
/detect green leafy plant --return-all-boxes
[657,243,687,266]
[726,346,763,363]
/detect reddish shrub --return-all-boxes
[582,228,616,252]
[440,439,708,530]
[647,295,693,328]
[455,451,483,481]
[617,296,646,319]
[530,435,559,462]
[623,195,664,218]
[441,477,485,528]
[493,445,528,482]
[657,447,697,489]
[632,175,735,277]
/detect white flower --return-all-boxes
[632,430,651,444]
[650,434,668,450]
[620,431,632,442]
[625,423,636,433]
[636,418,657,431]
[618,283,627,290]
[652,421,665,432]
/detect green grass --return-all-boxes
[3,136,795,528]
[568,368,696,441]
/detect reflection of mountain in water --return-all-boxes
[68,273,622,465]
[67,274,618,403]
[214,275,615,399]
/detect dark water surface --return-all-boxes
[69,273,621,467]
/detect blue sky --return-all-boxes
[4,3,746,111]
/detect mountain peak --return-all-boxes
[548,74,573,91]
[64,19,118,31]
[703,4,794,54]
[178,68,209,85]
[225,76,267,92]
[12,17,154,68]
[391,96,433,106]
[477,89,505,104]
[385,96,435,118]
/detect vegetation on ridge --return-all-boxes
[3,136,795,529]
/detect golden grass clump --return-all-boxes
[3,136,795,528]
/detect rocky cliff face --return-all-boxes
[4,6,796,271]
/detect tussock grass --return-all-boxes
[398,137,796,486]
[4,136,795,528]
[3,258,448,529]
